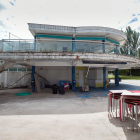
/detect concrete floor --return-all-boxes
[0,80,140,140]
[75,80,140,98]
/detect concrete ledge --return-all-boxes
[0,52,139,64]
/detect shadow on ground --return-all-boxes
[107,112,140,139]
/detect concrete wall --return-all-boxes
[36,66,72,86]
[87,68,108,87]
[0,65,109,88]
[0,64,32,88]
[0,71,31,87]
[0,66,72,88]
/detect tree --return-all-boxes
[125,26,133,48]
[120,26,139,57]
[132,30,139,50]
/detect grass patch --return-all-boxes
[108,75,140,80]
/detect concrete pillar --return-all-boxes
[32,66,35,92]
[72,66,75,92]
[102,40,105,53]
[34,36,36,51]
[72,37,75,92]
[103,67,106,89]
[115,68,119,86]
[72,37,75,52]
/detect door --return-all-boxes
[79,71,84,87]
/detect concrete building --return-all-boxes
[0,23,140,92]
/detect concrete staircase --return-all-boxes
[0,61,15,73]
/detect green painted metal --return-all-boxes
[27,69,32,71]
[18,68,26,71]
[9,68,17,71]
[76,37,105,40]
[106,38,120,45]
[36,34,72,40]
[14,92,31,96]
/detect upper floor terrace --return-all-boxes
[1,39,139,59]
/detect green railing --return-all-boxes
[1,39,139,58]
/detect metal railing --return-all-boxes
[1,39,139,58]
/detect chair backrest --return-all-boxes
[63,83,68,86]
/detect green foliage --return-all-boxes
[108,75,140,80]
[120,26,139,57]
[119,69,129,75]
[125,26,133,47]
[138,48,140,58]
[120,47,128,55]
[132,30,139,50]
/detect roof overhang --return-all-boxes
[28,23,127,46]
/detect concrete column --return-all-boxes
[115,68,119,86]
[72,37,75,52]
[115,69,116,84]
[72,37,75,92]
[34,36,36,52]
[72,66,75,92]
[102,40,105,53]
[103,67,106,89]
[32,66,35,92]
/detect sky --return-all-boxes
[0,0,140,39]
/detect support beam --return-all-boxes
[115,68,119,86]
[72,37,75,52]
[103,67,106,89]
[72,66,75,92]
[32,66,35,92]
[34,36,36,51]
[102,40,105,53]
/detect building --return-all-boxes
[0,23,140,92]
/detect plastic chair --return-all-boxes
[63,83,69,91]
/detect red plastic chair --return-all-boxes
[63,83,69,91]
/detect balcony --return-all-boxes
[1,39,138,58]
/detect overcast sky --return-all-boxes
[0,0,140,39]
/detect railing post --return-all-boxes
[116,45,119,54]
[72,38,75,52]
[34,36,36,52]
[19,40,20,51]
[55,41,57,51]
[102,40,105,53]
[89,42,90,52]
[2,39,3,51]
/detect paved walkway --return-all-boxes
[0,80,140,140]
[75,80,140,98]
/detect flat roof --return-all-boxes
[28,23,127,46]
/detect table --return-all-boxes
[108,90,127,118]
